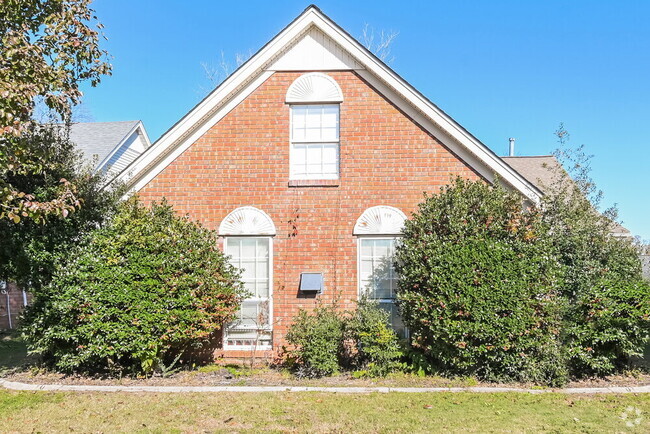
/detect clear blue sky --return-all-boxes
[82,0,650,240]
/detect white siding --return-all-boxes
[269,26,364,71]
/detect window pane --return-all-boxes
[256,238,269,257]
[242,238,256,258]
[256,260,268,279]
[306,145,322,165]
[243,257,257,274]
[322,106,338,128]
[257,281,269,298]
[374,239,391,257]
[304,127,320,141]
[375,278,392,299]
[360,239,373,257]
[305,107,321,128]
[322,144,337,165]
[227,238,240,258]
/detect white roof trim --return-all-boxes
[354,206,407,235]
[95,121,149,173]
[219,206,276,236]
[286,73,343,103]
[116,6,542,204]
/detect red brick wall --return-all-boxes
[0,282,29,330]
[138,71,481,351]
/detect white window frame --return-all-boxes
[357,236,408,338]
[223,236,274,351]
[289,104,340,180]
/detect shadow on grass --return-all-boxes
[0,332,34,375]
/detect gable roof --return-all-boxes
[69,120,151,175]
[116,5,543,203]
[71,121,140,166]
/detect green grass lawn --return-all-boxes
[0,390,649,432]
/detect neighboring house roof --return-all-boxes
[116,5,543,203]
[69,120,152,175]
[503,155,632,237]
[501,156,563,194]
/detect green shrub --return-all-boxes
[284,301,403,378]
[21,198,245,375]
[344,299,403,376]
[563,278,650,376]
[395,177,568,385]
[284,306,344,378]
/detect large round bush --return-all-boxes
[395,178,567,385]
[22,198,245,375]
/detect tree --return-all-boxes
[0,0,111,222]
[21,198,246,375]
[395,178,567,385]
[543,125,650,376]
[0,124,123,293]
[360,23,399,64]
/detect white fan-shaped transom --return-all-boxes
[353,206,407,235]
[286,73,343,103]
[219,206,276,236]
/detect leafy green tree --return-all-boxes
[395,177,568,385]
[0,0,111,222]
[543,125,650,376]
[21,198,246,375]
[0,124,122,293]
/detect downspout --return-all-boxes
[1,289,11,329]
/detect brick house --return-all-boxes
[116,5,542,358]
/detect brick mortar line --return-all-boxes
[1,379,649,394]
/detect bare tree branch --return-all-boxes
[360,23,399,64]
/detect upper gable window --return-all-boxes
[290,104,339,180]
[287,73,342,181]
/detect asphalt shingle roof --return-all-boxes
[69,121,139,166]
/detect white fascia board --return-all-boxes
[357,70,539,200]
[95,121,142,174]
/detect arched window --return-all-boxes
[354,206,408,338]
[219,207,275,349]
[287,73,343,180]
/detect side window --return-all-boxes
[358,237,407,338]
[224,237,272,348]
[290,104,339,179]
[218,207,275,350]
[354,206,408,338]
